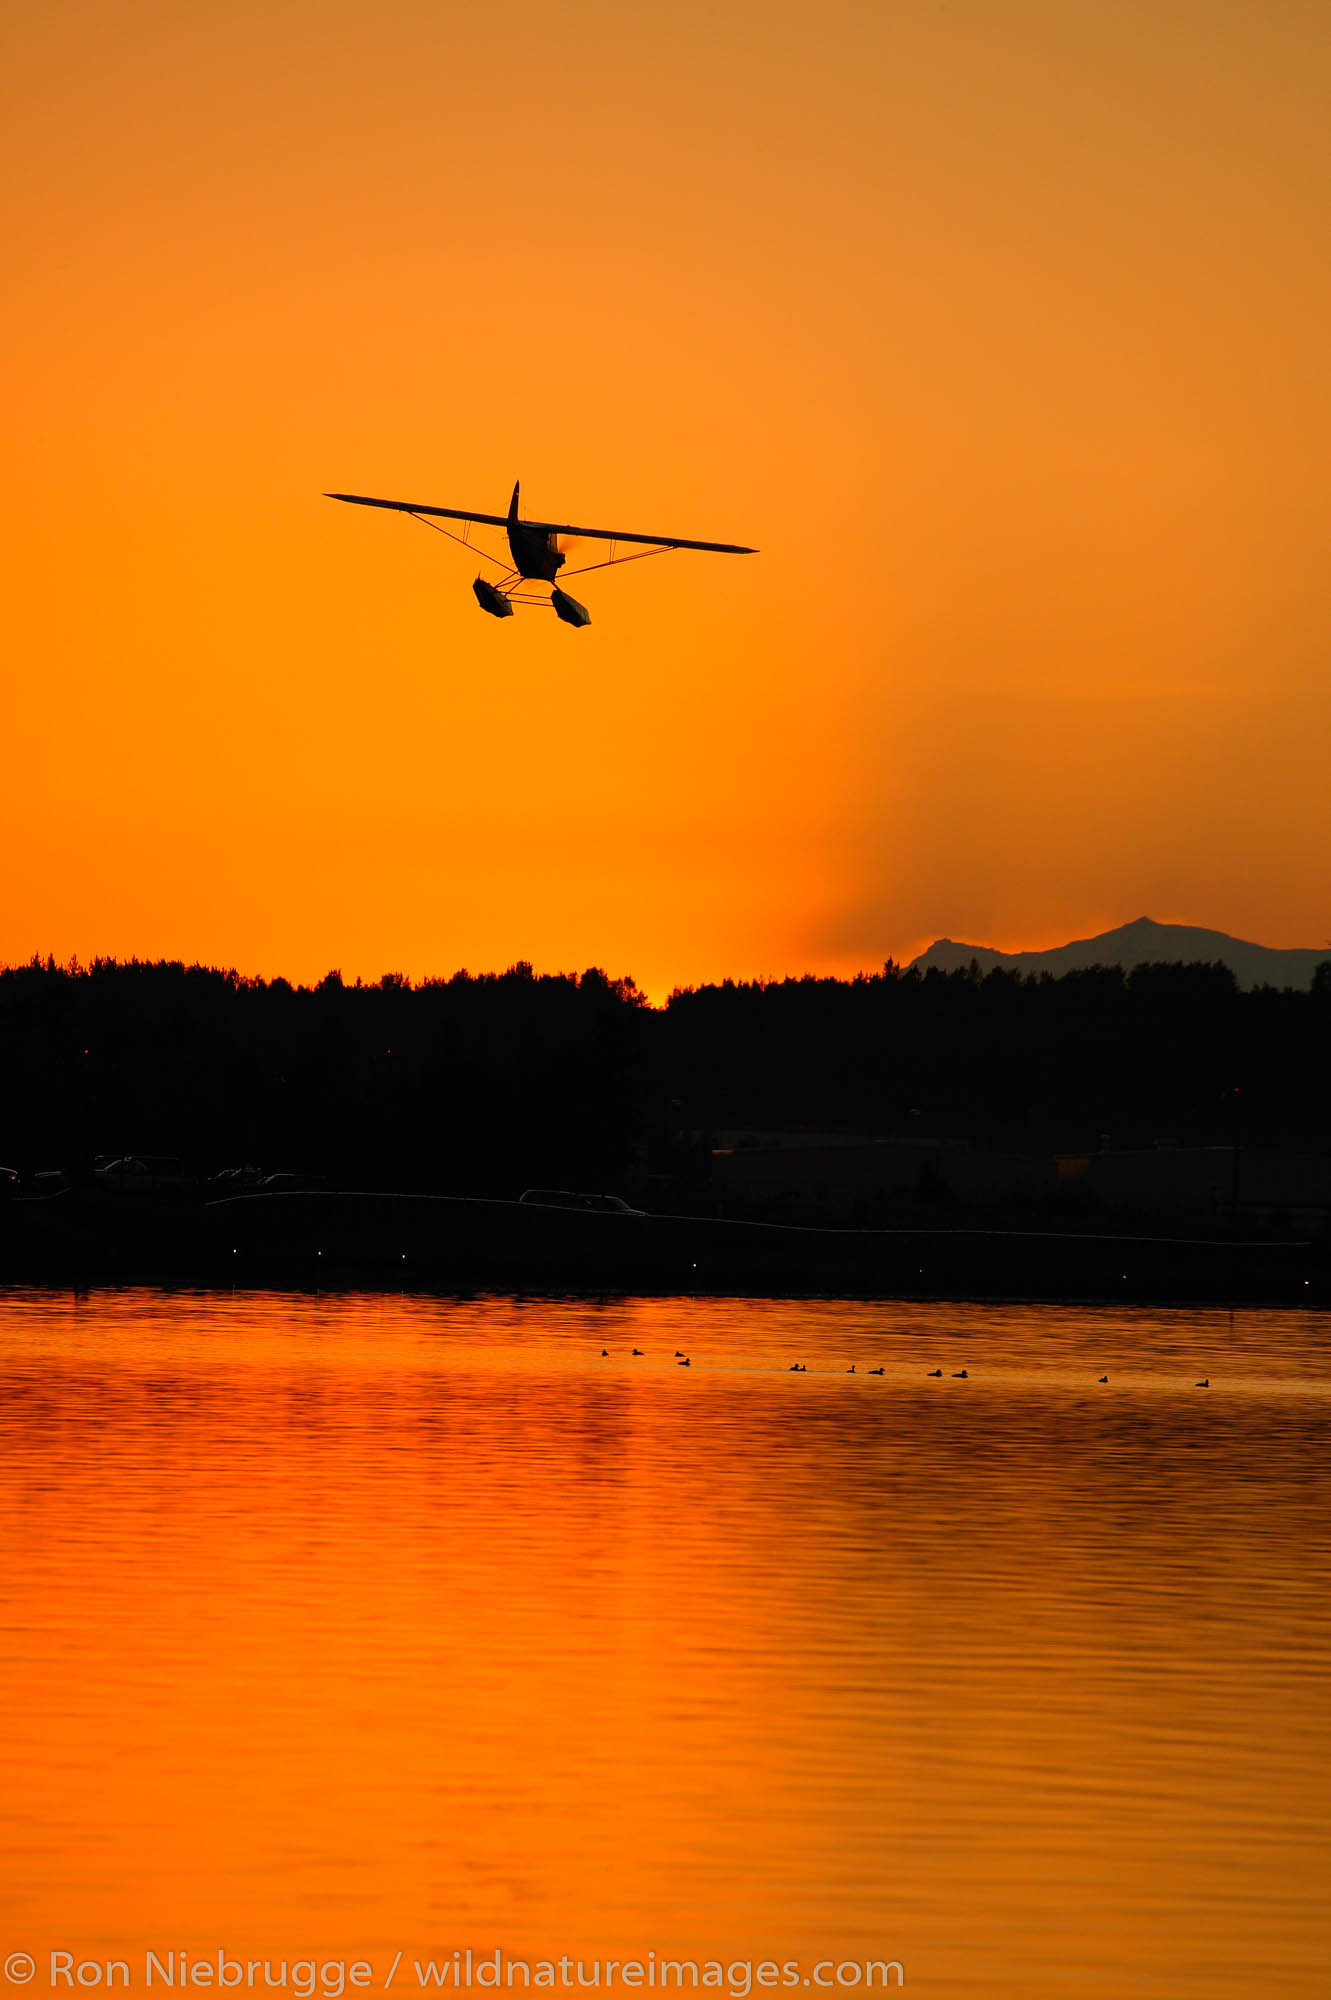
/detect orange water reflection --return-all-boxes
[2,1291,1329,1998]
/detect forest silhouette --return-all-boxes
[4,954,1330,1217]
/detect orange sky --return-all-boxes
[5,0,1330,997]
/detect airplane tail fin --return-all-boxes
[509,479,520,523]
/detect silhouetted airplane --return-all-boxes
[326,479,756,627]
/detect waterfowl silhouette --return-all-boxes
[632,1348,644,1355]
[952,1369,968,1379]
[1196,1377,1209,1386]
[927,1369,942,1377]
[675,1350,685,1357]
[601,1348,609,1357]
[846,1365,856,1374]
[678,1357,691,1367]
[1099,1375,1108,1383]
[868,1366,884,1375]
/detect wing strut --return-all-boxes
[404,504,683,582]
[557,544,677,579]
[407,508,511,572]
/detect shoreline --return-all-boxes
[3,1189,1326,1306]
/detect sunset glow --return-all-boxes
[6,1,1330,995]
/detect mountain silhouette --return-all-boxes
[909,916,1330,990]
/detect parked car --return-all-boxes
[518,1188,645,1216]
[94,1154,193,1193]
[207,1166,267,1194]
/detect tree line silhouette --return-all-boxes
[3,954,1329,1200]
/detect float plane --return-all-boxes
[326,480,756,627]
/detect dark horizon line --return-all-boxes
[6,942,1330,1005]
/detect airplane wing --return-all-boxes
[326,493,512,530]
[520,514,756,553]
[326,492,756,554]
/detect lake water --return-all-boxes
[1,1289,1328,1999]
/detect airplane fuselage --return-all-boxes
[506,480,565,580]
